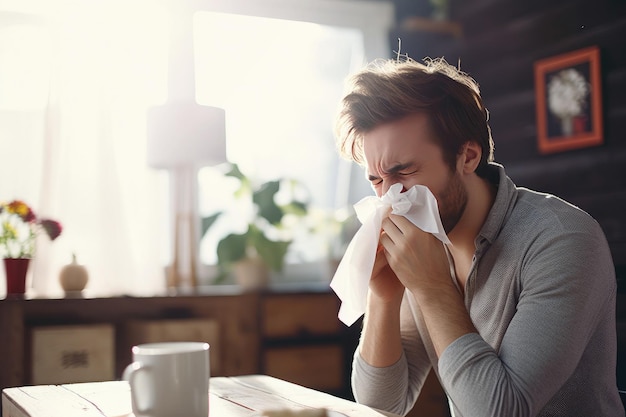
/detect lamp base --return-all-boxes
[167,212,198,290]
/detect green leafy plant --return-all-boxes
[201,163,309,282]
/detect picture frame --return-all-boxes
[534,46,603,154]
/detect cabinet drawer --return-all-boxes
[264,345,344,391]
[262,294,340,338]
[31,324,115,385]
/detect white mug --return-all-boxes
[123,342,210,417]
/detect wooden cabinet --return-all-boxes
[0,287,359,408]
[261,293,341,338]
[260,293,357,398]
[264,345,344,391]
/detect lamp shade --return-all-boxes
[146,101,227,169]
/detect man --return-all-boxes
[334,57,623,416]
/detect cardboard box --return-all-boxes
[124,318,221,375]
[31,324,115,385]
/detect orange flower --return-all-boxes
[6,200,35,223]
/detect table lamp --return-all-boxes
[146,3,226,290]
[147,102,226,290]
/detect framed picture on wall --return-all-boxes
[534,46,603,154]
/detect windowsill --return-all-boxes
[1,280,334,302]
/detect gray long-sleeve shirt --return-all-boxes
[352,163,623,417]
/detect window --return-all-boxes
[0,0,393,295]
[194,12,365,277]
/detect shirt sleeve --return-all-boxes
[438,219,617,417]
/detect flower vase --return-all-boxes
[4,258,30,296]
[560,115,574,137]
[232,257,270,290]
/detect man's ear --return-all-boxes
[458,141,482,174]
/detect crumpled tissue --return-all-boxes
[330,183,450,326]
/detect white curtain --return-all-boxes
[1,1,169,296]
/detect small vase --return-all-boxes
[560,115,574,137]
[233,257,270,290]
[4,258,31,296]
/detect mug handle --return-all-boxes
[122,362,154,416]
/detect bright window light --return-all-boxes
[194,12,365,268]
[0,22,51,110]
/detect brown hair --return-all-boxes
[335,57,494,177]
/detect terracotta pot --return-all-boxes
[4,258,30,296]
[232,257,270,290]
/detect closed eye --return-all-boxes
[368,169,417,185]
[368,176,383,185]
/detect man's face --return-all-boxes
[363,113,467,233]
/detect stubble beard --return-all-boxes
[438,170,468,235]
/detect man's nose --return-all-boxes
[381,180,405,195]
[381,180,392,196]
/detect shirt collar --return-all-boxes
[475,162,518,248]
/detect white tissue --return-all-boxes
[330,183,450,326]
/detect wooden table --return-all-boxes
[2,375,401,417]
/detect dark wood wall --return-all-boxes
[390,0,626,390]
[392,0,626,268]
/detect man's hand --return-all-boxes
[369,242,405,304]
[380,214,451,296]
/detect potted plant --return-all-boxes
[0,200,62,295]
[201,163,309,287]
